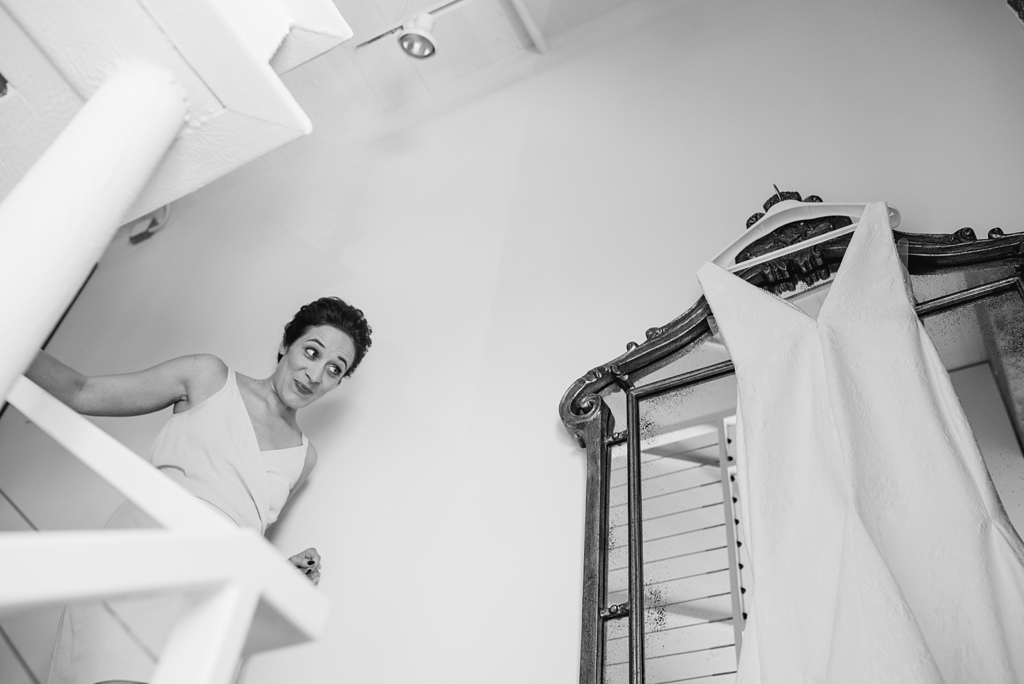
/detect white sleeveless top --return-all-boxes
[48,368,311,684]
[150,367,308,534]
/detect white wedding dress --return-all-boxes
[697,202,1024,683]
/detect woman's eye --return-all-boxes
[304,348,317,359]
[327,365,341,376]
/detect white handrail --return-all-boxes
[0,64,186,402]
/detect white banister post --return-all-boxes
[151,584,261,684]
[0,63,186,401]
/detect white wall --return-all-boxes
[3,0,1024,682]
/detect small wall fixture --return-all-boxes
[126,203,172,244]
[398,13,436,59]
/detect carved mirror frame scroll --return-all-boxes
[560,204,1024,684]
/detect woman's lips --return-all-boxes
[294,380,313,396]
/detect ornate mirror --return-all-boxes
[559,193,1024,684]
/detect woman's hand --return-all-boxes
[288,547,321,585]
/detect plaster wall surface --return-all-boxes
[2,0,1024,682]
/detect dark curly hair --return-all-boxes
[278,297,372,377]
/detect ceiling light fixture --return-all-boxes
[398,13,436,59]
[355,0,467,58]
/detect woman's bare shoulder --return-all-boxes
[186,354,228,376]
[175,354,229,408]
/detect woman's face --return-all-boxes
[274,324,357,409]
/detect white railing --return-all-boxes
[0,63,328,684]
[0,64,185,402]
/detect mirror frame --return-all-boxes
[559,215,1024,684]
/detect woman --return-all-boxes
[27,296,372,684]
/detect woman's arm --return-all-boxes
[290,443,319,497]
[286,445,321,583]
[26,350,227,416]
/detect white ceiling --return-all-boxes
[276,0,635,133]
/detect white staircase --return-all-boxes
[0,2,351,681]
